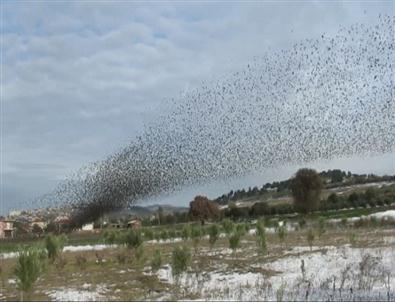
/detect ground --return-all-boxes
[1,214,394,301]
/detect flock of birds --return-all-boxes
[41,15,394,227]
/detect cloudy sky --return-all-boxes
[2,1,394,214]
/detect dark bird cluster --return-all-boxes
[40,16,395,227]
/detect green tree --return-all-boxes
[151,249,162,271]
[256,220,267,255]
[221,218,234,235]
[208,224,219,249]
[123,229,143,249]
[229,232,241,255]
[15,247,45,301]
[171,246,191,279]
[45,234,67,262]
[291,168,323,213]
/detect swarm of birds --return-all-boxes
[40,15,394,227]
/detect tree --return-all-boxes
[15,247,45,301]
[45,234,67,262]
[188,196,220,224]
[208,224,219,249]
[291,168,323,213]
[32,224,43,237]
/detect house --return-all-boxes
[81,223,94,231]
[0,220,15,239]
[54,215,71,232]
[127,219,141,229]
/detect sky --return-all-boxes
[1,1,395,214]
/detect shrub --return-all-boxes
[171,246,191,278]
[135,245,145,263]
[181,225,191,240]
[276,225,287,246]
[235,223,247,236]
[307,229,315,251]
[168,229,176,239]
[143,229,154,241]
[208,224,219,249]
[222,218,234,235]
[45,234,67,262]
[103,229,119,244]
[229,232,241,252]
[15,247,45,298]
[256,222,267,255]
[256,219,265,237]
[124,229,143,249]
[160,230,169,241]
[191,225,202,251]
[151,249,162,271]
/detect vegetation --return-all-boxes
[151,249,162,271]
[208,224,219,249]
[14,247,45,300]
[307,229,315,251]
[171,246,191,278]
[291,168,324,213]
[45,234,67,262]
[188,195,220,224]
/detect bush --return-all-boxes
[124,230,143,249]
[256,221,267,255]
[191,225,202,251]
[181,225,191,240]
[276,225,287,246]
[143,229,154,241]
[229,232,241,252]
[235,223,247,236]
[15,247,45,297]
[160,230,169,241]
[222,219,234,235]
[135,245,144,263]
[208,224,219,249]
[256,219,265,237]
[298,218,307,229]
[171,246,191,278]
[103,229,119,244]
[151,249,162,271]
[45,234,67,262]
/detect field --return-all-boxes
[1,210,395,301]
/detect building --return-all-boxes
[127,219,141,229]
[81,223,94,231]
[0,220,15,239]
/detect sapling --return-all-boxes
[222,219,234,235]
[171,246,191,280]
[151,249,162,271]
[229,232,241,257]
[208,224,219,249]
[15,247,45,301]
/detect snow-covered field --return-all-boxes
[156,244,395,301]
